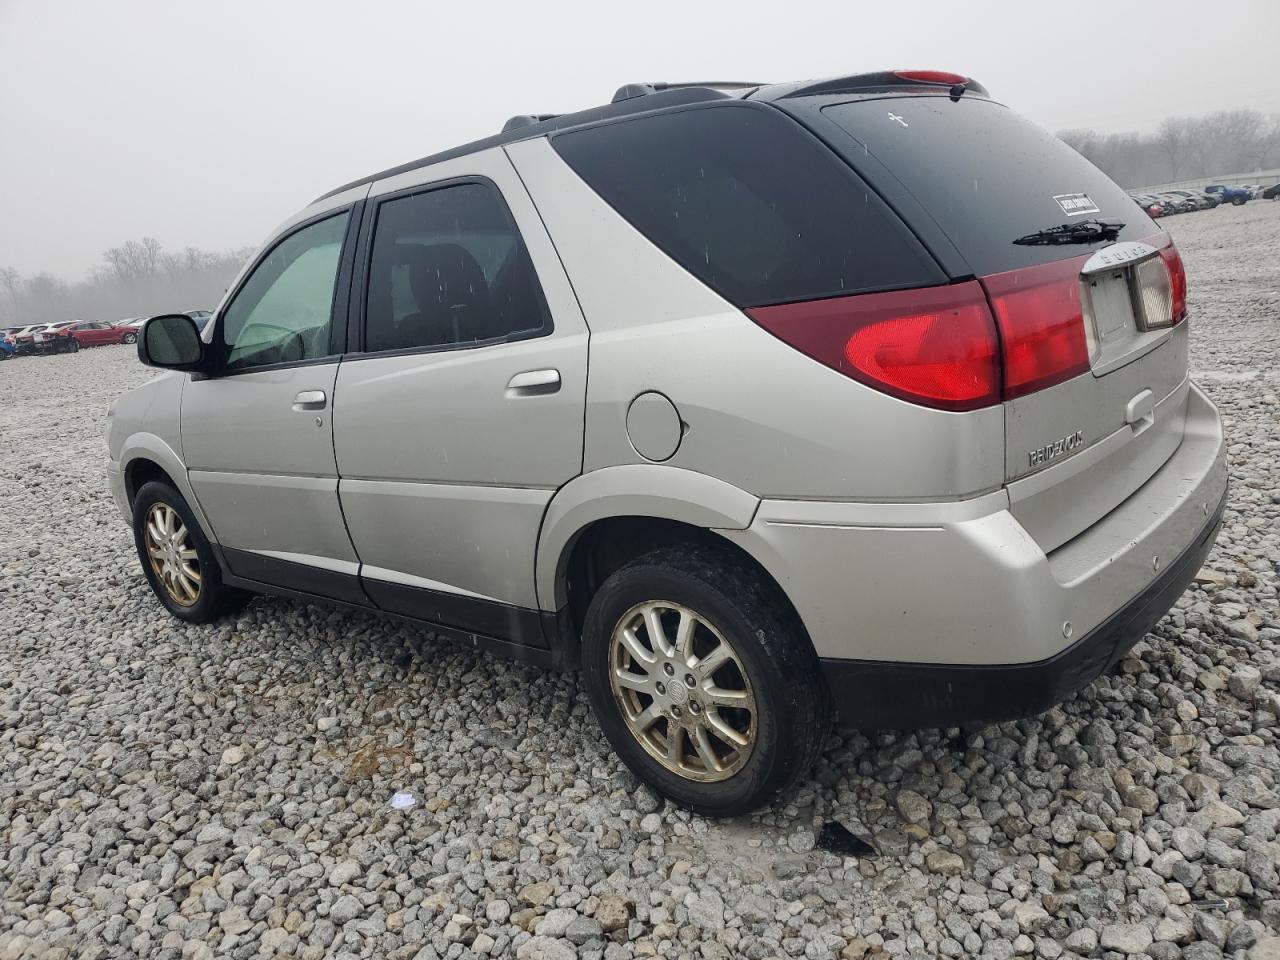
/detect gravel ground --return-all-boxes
[2,202,1278,960]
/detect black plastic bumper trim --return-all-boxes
[820,486,1227,730]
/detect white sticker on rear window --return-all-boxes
[1053,193,1101,216]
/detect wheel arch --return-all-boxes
[537,465,759,610]
[538,466,815,660]
[119,435,217,543]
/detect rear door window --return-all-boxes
[820,97,1158,276]
[362,182,551,353]
[551,104,945,308]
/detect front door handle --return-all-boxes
[293,390,327,411]
[505,369,561,397]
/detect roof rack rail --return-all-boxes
[611,81,766,103]
[502,113,561,133]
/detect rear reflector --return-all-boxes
[981,258,1091,399]
[747,282,1001,411]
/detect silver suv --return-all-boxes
[107,72,1227,815]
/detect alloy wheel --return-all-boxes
[144,502,201,606]
[608,600,756,782]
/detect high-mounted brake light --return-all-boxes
[893,70,969,87]
[747,282,1001,412]
[982,258,1091,399]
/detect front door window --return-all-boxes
[219,213,349,371]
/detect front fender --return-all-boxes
[117,434,215,543]
[535,464,759,610]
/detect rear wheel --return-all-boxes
[581,544,829,816]
[122,332,137,344]
[132,480,249,623]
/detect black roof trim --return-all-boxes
[611,80,766,102]
[312,87,740,204]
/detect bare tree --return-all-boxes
[1059,107,1280,187]
[1156,117,1192,180]
[0,267,21,325]
[6,239,251,326]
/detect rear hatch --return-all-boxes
[805,93,1191,551]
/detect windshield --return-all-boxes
[819,97,1159,275]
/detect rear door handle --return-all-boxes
[505,369,561,397]
[293,390,327,411]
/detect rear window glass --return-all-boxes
[551,104,944,308]
[821,97,1158,276]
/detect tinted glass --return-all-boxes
[821,97,1159,275]
[364,183,551,353]
[552,104,944,308]
[221,213,348,370]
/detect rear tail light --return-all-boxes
[1157,243,1188,324]
[747,282,1001,412]
[750,241,1183,410]
[982,259,1091,399]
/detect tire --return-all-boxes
[65,338,79,353]
[1233,197,1246,206]
[581,544,830,816]
[132,480,250,623]
[122,332,137,344]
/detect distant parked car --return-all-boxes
[0,331,14,360]
[184,310,213,330]
[1131,194,1164,218]
[11,323,59,354]
[1155,193,1196,215]
[30,321,82,354]
[66,320,140,347]
[1165,189,1217,210]
[1204,184,1250,205]
[1262,183,1280,200]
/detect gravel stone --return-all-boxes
[1100,923,1153,953]
[895,789,932,824]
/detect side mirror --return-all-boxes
[138,314,204,370]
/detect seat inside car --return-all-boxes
[368,242,494,351]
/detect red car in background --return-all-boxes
[65,320,139,346]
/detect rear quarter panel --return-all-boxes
[506,136,1005,501]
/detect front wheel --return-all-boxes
[132,480,250,623]
[122,332,137,344]
[581,544,829,816]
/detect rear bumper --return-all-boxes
[719,380,1228,728]
[819,484,1225,728]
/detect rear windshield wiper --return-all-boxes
[1013,218,1125,246]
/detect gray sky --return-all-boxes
[3,0,1278,280]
